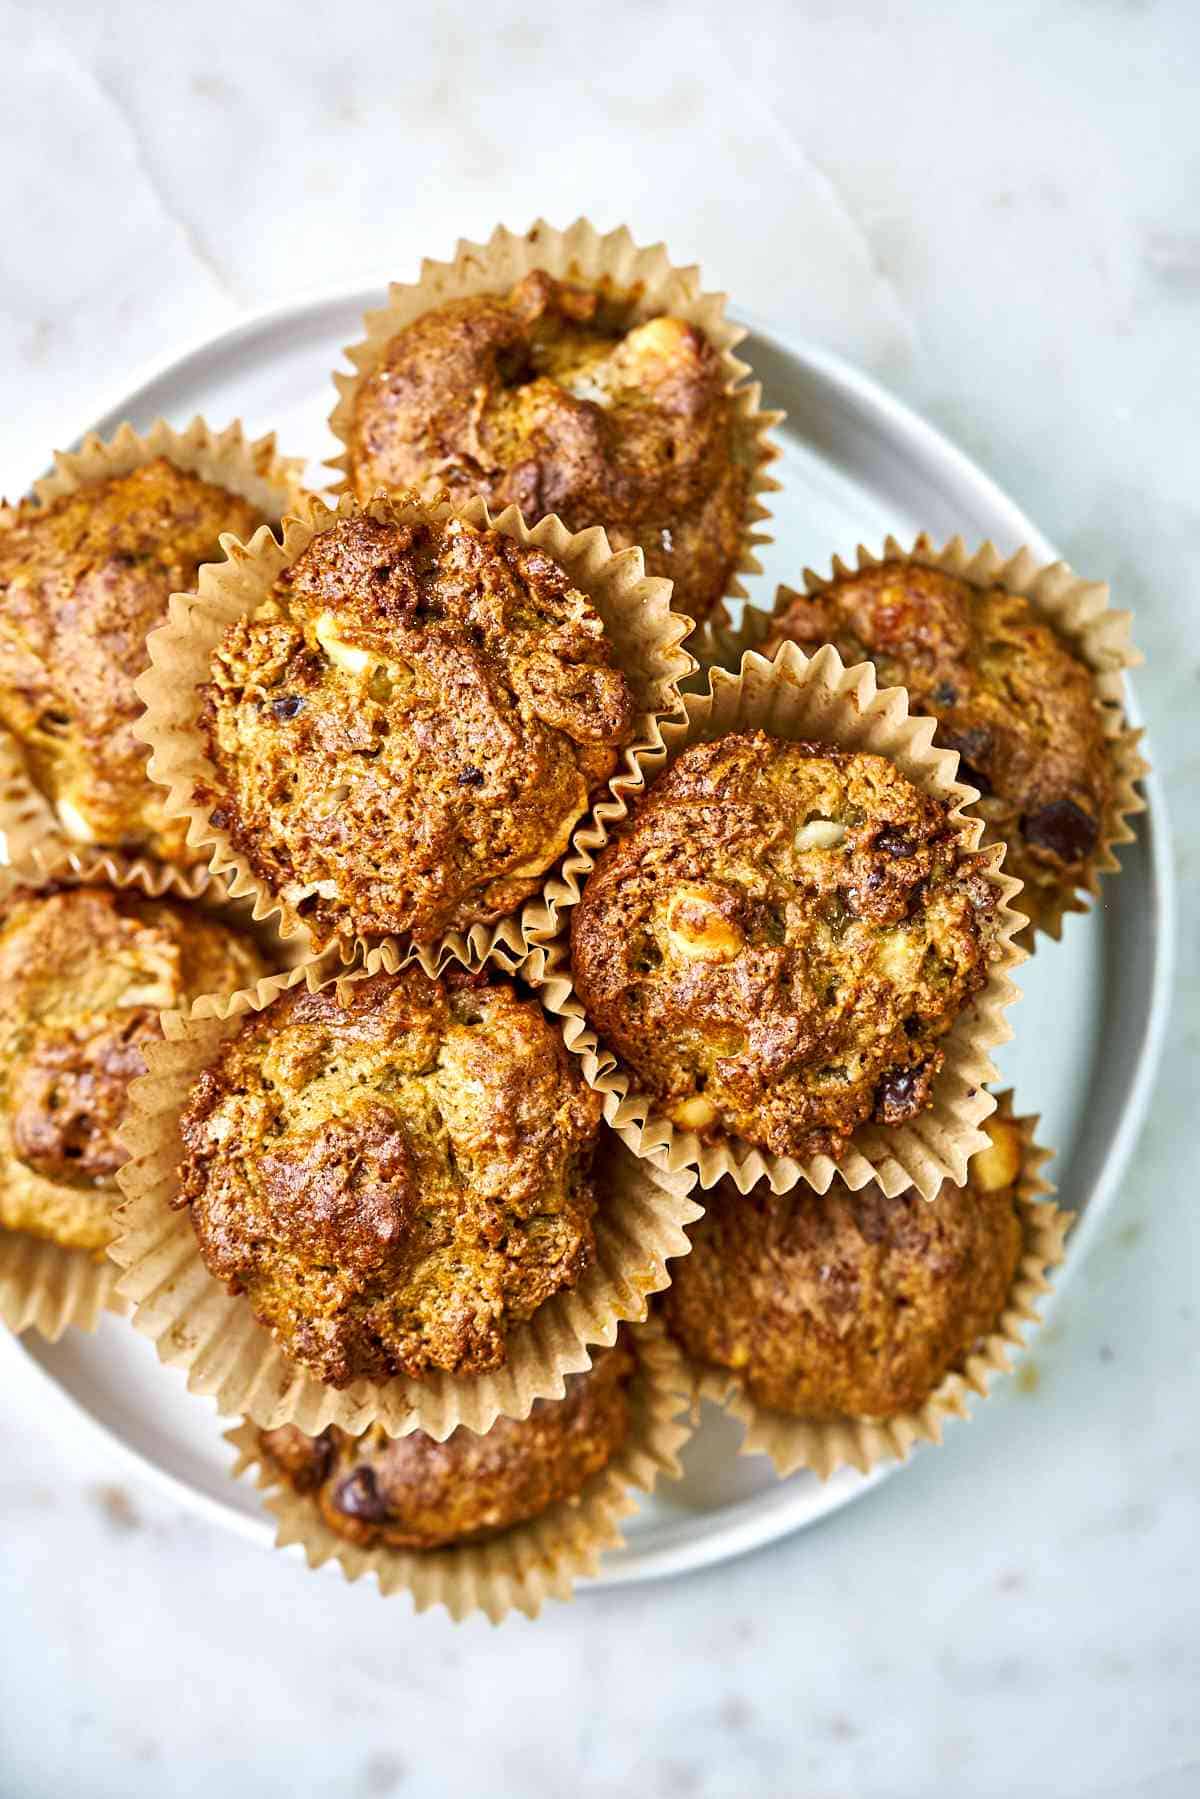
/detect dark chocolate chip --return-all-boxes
[873,1058,936,1126]
[1020,798,1098,864]
[940,726,994,796]
[333,1466,390,1524]
[271,694,304,721]
[457,766,485,788]
[933,681,959,707]
[875,829,916,858]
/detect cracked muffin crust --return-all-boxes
[763,562,1113,924]
[257,1335,635,1550]
[198,503,636,948]
[663,1114,1026,1419]
[346,270,750,625]
[177,965,603,1388]
[0,885,266,1253]
[570,730,996,1163]
[0,459,262,862]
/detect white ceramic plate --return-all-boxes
[2,293,1175,1588]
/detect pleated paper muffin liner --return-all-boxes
[132,487,695,964]
[677,1093,1070,1479]
[326,217,783,658]
[0,416,310,874]
[0,848,294,1340]
[529,640,1028,1200]
[112,936,702,1439]
[711,535,1147,941]
[225,1317,693,1623]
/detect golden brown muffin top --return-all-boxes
[178,965,602,1387]
[663,1115,1026,1419]
[258,1335,635,1551]
[199,505,635,948]
[348,270,749,625]
[570,730,996,1163]
[0,885,267,1253]
[0,458,262,863]
[764,564,1112,914]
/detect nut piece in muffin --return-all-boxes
[0,886,267,1253]
[347,271,749,625]
[257,1334,635,1551]
[177,965,602,1388]
[663,1115,1026,1419]
[198,504,636,947]
[570,730,996,1163]
[763,563,1113,924]
[0,459,262,862]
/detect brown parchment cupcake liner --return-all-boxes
[528,640,1028,1200]
[225,1318,693,1623]
[0,847,295,1340]
[0,417,310,873]
[326,217,783,658]
[713,535,1147,940]
[113,935,703,1439]
[133,488,694,963]
[679,1093,1070,1479]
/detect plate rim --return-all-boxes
[8,286,1177,1590]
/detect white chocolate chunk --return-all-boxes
[973,1117,1023,1192]
[794,819,846,853]
[315,612,371,676]
[669,1094,718,1131]
[56,795,95,843]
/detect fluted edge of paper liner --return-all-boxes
[0,846,298,1339]
[132,486,696,965]
[526,640,1028,1200]
[112,936,702,1438]
[325,217,782,653]
[679,1093,1070,1478]
[224,1317,693,1623]
[0,415,311,876]
[708,534,1147,941]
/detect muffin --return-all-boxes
[345,270,749,625]
[570,729,997,1164]
[0,884,267,1253]
[256,1334,636,1551]
[197,502,636,948]
[0,459,262,862]
[663,1112,1027,1420]
[176,964,603,1388]
[763,562,1114,924]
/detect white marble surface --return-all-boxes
[1,2,1197,1794]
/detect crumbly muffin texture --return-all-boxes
[177,966,602,1387]
[570,730,996,1163]
[663,1115,1026,1419]
[0,458,262,862]
[348,270,749,625]
[764,563,1113,920]
[199,507,635,947]
[0,886,267,1253]
[257,1336,635,1551]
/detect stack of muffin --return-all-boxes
[0,222,1144,1621]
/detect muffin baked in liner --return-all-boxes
[0,416,308,875]
[0,847,289,1340]
[132,487,695,963]
[326,217,782,659]
[530,641,1027,1199]
[224,1317,692,1622]
[711,535,1147,941]
[113,936,702,1438]
[675,1094,1069,1478]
